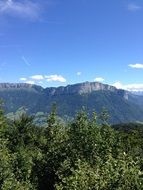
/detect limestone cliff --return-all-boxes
[45,82,128,100]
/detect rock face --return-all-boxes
[0,82,129,99]
[0,83,44,92]
[45,82,116,95]
[45,82,128,100]
[0,83,34,89]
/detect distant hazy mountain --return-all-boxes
[131,91,143,96]
[0,82,143,124]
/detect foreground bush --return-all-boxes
[0,107,143,189]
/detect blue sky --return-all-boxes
[0,0,143,90]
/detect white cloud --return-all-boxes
[25,80,35,85]
[30,75,44,80]
[128,3,142,11]
[38,81,43,84]
[113,81,143,91]
[0,0,41,20]
[45,75,66,82]
[113,81,124,89]
[94,77,105,82]
[18,74,67,85]
[125,84,143,91]
[19,77,27,81]
[128,63,143,69]
[77,72,81,76]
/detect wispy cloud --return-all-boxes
[0,0,41,20]
[128,63,143,69]
[21,56,31,66]
[127,3,142,11]
[113,81,143,91]
[30,75,44,80]
[94,77,105,82]
[45,75,66,82]
[77,72,82,76]
[26,80,35,85]
[20,77,27,81]
[38,81,43,84]
[19,74,67,84]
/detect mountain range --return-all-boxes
[0,82,143,124]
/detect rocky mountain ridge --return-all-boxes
[0,82,129,99]
[0,81,141,123]
[0,83,34,89]
[0,83,44,92]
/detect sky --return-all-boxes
[0,0,143,91]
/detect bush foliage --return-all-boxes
[0,105,143,189]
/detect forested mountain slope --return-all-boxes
[0,82,143,123]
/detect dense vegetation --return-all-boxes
[1,104,143,189]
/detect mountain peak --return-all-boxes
[69,81,117,94]
[0,82,140,123]
[0,83,34,89]
[0,83,43,92]
[0,81,118,92]
[0,82,128,99]
[45,81,128,100]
